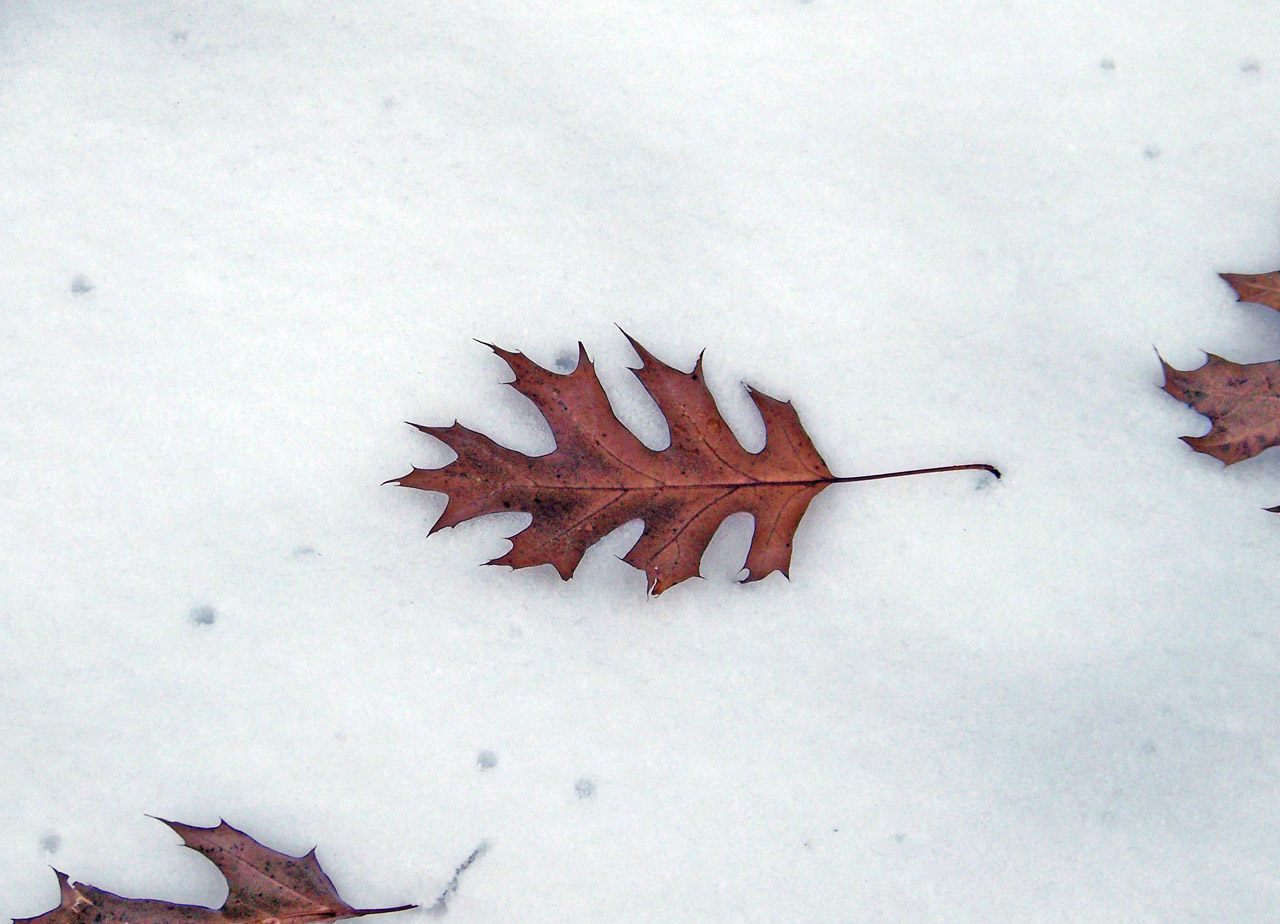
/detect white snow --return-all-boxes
[3,1,1279,921]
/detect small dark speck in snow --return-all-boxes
[189,604,217,627]
[70,275,93,295]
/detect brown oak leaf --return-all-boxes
[1221,270,1280,313]
[1163,269,1280,510]
[393,333,999,593]
[1161,353,1280,465]
[14,819,414,924]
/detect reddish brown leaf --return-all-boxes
[1221,271,1280,312]
[1162,267,1280,509]
[15,820,414,924]
[393,333,999,594]
[1161,353,1280,465]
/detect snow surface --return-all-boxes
[3,1,1280,921]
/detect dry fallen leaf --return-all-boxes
[15,819,415,924]
[393,333,999,593]
[1163,270,1280,510]
[1219,271,1280,312]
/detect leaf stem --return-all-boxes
[346,905,419,918]
[829,463,1000,484]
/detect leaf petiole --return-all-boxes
[343,907,419,919]
[829,463,1000,484]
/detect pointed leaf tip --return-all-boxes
[617,328,650,364]
[484,342,523,369]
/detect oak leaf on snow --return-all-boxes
[1162,271,1280,510]
[393,333,998,593]
[14,819,414,924]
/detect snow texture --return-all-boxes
[3,1,1279,922]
